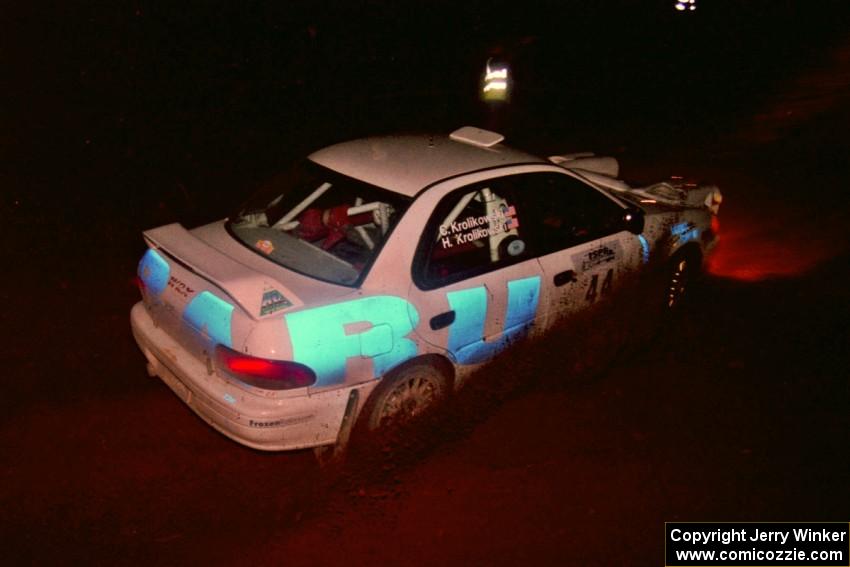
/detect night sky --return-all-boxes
[7,1,849,221]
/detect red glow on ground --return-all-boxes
[706,217,840,282]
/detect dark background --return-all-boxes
[2,1,849,565]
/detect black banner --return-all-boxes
[665,522,849,566]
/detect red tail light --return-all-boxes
[214,345,316,390]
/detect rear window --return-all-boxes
[227,161,411,286]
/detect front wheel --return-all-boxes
[364,361,449,432]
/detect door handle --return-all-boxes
[554,270,577,287]
[429,310,456,330]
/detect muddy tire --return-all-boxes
[363,360,449,432]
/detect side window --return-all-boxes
[515,172,625,255]
[416,180,529,288]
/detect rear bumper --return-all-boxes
[130,301,356,451]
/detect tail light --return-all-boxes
[214,345,316,390]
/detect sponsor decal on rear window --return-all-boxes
[255,239,275,255]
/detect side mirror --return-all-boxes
[622,208,645,235]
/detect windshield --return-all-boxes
[227,160,411,286]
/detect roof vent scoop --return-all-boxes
[449,126,505,148]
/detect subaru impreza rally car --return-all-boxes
[131,126,721,452]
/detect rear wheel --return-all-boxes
[364,361,448,431]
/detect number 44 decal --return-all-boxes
[585,268,614,303]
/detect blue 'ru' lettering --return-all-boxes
[138,248,170,295]
[638,234,650,264]
[446,275,541,365]
[285,296,420,387]
[184,291,234,348]
[671,222,700,244]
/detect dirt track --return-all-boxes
[3,7,849,564]
[2,143,848,565]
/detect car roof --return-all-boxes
[308,133,546,197]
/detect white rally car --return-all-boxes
[131,127,721,452]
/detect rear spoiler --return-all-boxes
[551,153,722,214]
[143,223,303,320]
[549,152,620,178]
[632,181,723,213]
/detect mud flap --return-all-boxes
[314,389,360,466]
